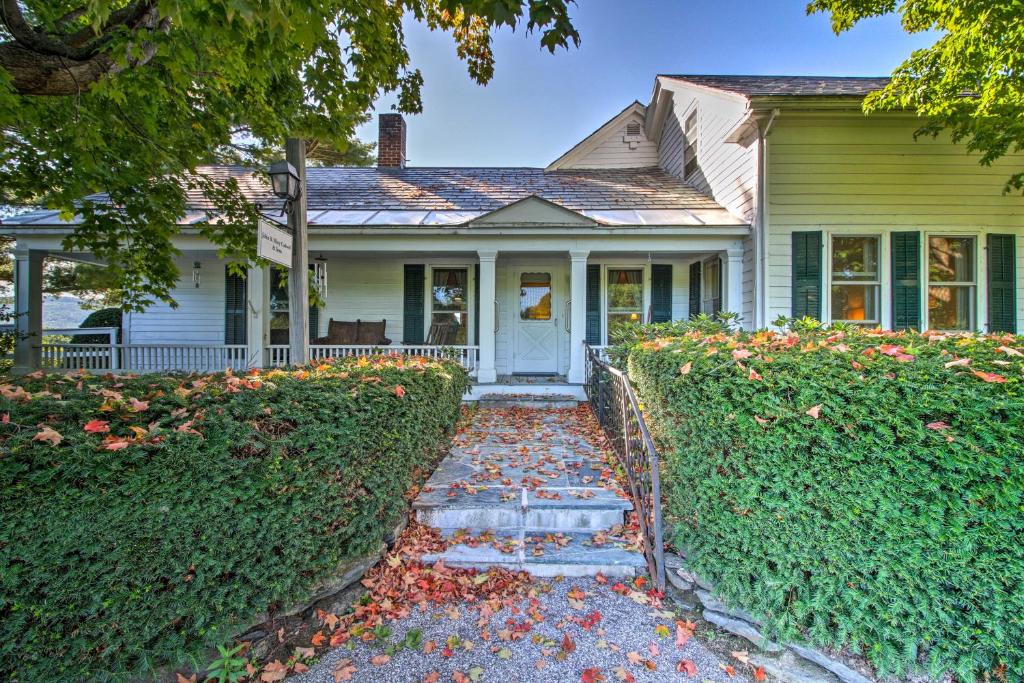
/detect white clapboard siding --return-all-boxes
[125,256,227,344]
[657,86,756,222]
[556,112,661,169]
[766,113,1024,328]
[320,258,405,342]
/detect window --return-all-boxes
[431,268,468,344]
[519,272,552,320]
[269,268,290,345]
[928,236,976,330]
[702,258,721,315]
[830,235,880,325]
[683,109,699,178]
[607,268,643,340]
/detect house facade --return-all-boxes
[5,75,1023,383]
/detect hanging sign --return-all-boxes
[257,218,292,268]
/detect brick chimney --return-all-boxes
[377,114,406,169]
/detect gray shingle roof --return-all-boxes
[663,75,890,97]
[189,165,723,211]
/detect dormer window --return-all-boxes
[683,109,699,178]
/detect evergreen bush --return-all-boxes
[0,355,469,681]
[70,306,123,343]
[627,329,1024,680]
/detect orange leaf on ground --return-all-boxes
[32,426,63,446]
[423,672,441,683]
[582,668,606,682]
[972,370,1007,383]
[260,660,288,682]
[677,660,698,677]
[331,659,357,682]
[84,419,110,433]
[310,631,326,646]
[370,654,391,666]
[612,665,635,682]
[754,666,767,681]
[562,633,577,654]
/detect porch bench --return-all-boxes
[313,319,391,346]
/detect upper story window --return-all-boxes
[928,236,976,330]
[830,235,881,325]
[683,109,699,178]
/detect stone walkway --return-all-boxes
[286,407,755,682]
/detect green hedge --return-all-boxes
[70,306,123,344]
[627,330,1024,680]
[0,355,469,682]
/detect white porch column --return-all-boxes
[567,250,590,384]
[476,250,498,383]
[724,248,744,318]
[12,246,43,374]
[246,264,267,369]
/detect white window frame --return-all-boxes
[826,233,883,326]
[923,232,982,332]
[427,264,475,344]
[601,263,650,345]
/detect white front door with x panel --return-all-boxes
[512,266,564,374]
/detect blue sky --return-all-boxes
[356,1,935,167]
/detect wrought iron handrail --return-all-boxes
[584,343,666,591]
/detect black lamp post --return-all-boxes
[268,160,301,214]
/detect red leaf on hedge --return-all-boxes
[997,345,1023,357]
[972,370,1007,383]
[944,357,971,368]
[754,415,769,425]
[732,349,753,360]
[394,385,406,398]
[679,362,692,375]
[1,413,8,424]
[32,426,63,446]
[128,397,149,412]
[926,421,950,430]
[805,405,821,419]
[101,435,133,451]
[748,368,763,381]
[676,660,697,677]
[84,419,110,433]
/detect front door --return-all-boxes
[513,269,561,374]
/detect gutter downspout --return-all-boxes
[754,108,779,328]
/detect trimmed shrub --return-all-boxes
[0,355,469,682]
[70,306,123,343]
[628,330,1024,680]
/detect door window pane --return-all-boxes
[831,236,880,324]
[520,272,552,320]
[270,268,290,345]
[607,268,643,340]
[431,268,468,344]
[928,236,975,330]
[702,259,722,315]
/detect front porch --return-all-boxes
[9,236,748,382]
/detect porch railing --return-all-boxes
[267,344,480,377]
[584,343,666,591]
[39,343,250,373]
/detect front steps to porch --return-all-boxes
[412,405,646,578]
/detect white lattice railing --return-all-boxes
[39,344,250,373]
[267,345,480,376]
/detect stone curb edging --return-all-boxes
[663,554,875,683]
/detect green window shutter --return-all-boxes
[403,264,425,344]
[651,264,673,322]
[585,264,601,344]
[473,263,480,345]
[891,231,921,330]
[688,261,701,317]
[987,233,1017,333]
[224,268,247,344]
[309,305,320,341]
[791,231,822,320]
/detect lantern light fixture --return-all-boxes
[268,160,301,214]
[192,261,202,288]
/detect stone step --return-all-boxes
[423,529,646,578]
[475,394,581,409]
[412,484,631,532]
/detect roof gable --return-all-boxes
[468,195,596,227]
[546,102,658,171]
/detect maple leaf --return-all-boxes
[654,624,669,638]
[676,660,698,677]
[260,660,288,682]
[805,404,822,419]
[371,654,391,666]
[294,646,315,659]
[332,659,357,682]
[423,640,438,654]
[128,397,149,412]
[423,672,441,683]
[561,632,577,654]
[753,666,767,681]
[581,668,606,683]
[394,384,406,398]
[595,572,608,584]
[972,370,1007,383]
[721,663,736,677]
[626,651,643,665]
[945,357,971,368]
[675,621,694,648]
[175,675,197,683]
[84,419,110,433]
[679,362,692,375]
[612,665,635,682]
[997,345,1023,356]
[32,425,63,446]
[732,349,753,360]
[926,421,950,430]
[748,368,763,381]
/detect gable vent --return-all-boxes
[625,122,642,137]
